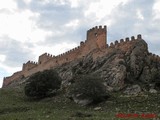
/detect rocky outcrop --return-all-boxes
[5,39,160,94]
[57,39,160,93]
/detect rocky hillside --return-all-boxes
[57,39,160,93]
[6,39,160,93]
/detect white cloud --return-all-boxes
[0,55,6,62]
[85,0,128,22]
[0,9,50,43]
[153,0,160,20]
[33,42,78,59]
[136,9,144,20]
[23,0,32,4]
[65,19,79,28]
[68,0,82,8]
[0,0,17,10]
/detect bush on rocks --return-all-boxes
[68,75,109,105]
[24,69,62,99]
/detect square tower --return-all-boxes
[87,25,107,49]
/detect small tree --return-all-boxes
[69,75,108,103]
[24,69,62,99]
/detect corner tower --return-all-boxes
[87,25,107,49]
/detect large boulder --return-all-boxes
[72,95,93,106]
[149,89,157,94]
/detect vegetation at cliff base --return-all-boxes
[68,75,109,103]
[0,86,160,120]
[24,70,62,99]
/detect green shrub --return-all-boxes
[154,71,160,90]
[69,75,108,103]
[24,69,62,99]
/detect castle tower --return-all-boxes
[87,25,107,49]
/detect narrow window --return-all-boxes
[95,33,98,36]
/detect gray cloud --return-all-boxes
[0,35,35,67]
[15,0,98,44]
[30,0,92,36]
[100,0,160,55]
[106,0,154,39]
[40,25,88,46]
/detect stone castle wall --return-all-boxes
[3,25,107,87]
[91,34,145,59]
[3,25,160,87]
[3,71,23,87]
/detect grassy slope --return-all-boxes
[0,87,160,120]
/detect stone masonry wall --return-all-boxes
[3,25,160,87]
[3,25,107,87]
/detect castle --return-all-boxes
[2,25,160,87]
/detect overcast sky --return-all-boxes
[0,0,160,87]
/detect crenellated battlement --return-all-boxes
[27,60,38,64]
[38,53,55,64]
[106,34,143,49]
[87,25,106,34]
[22,60,38,71]
[2,26,159,88]
[149,53,160,62]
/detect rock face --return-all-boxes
[57,39,160,92]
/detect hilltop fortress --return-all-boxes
[2,25,160,87]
